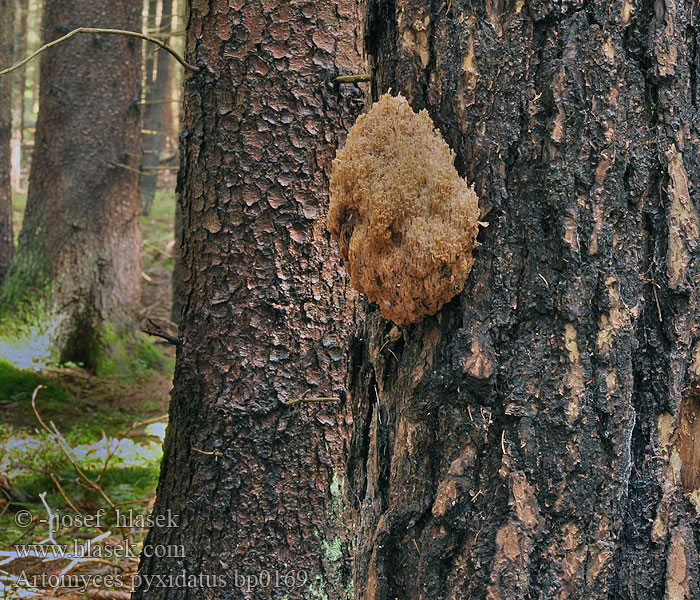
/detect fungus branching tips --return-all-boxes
[328,93,481,325]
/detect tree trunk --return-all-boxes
[162,0,181,160]
[348,1,700,599]
[140,0,172,216]
[28,0,41,117]
[169,0,183,326]
[142,0,158,87]
[10,0,27,193]
[0,0,142,372]
[171,194,181,325]
[133,1,364,599]
[0,0,14,285]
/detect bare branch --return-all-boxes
[282,388,341,408]
[143,319,181,346]
[139,98,181,105]
[335,73,371,83]
[31,386,116,509]
[0,27,199,76]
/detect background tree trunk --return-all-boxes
[171,195,182,325]
[0,0,142,371]
[133,1,364,598]
[142,0,158,94]
[162,0,182,161]
[348,1,700,598]
[140,0,173,216]
[10,0,27,193]
[28,0,41,117]
[0,0,14,285]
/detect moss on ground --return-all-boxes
[0,365,171,549]
[1,185,177,376]
[91,323,174,378]
[0,244,57,368]
[0,360,69,402]
[0,183,177,597]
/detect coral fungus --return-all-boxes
[328,93,480,325]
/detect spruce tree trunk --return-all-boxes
[140,0,173,216]
[10,0,27,193]
[169,0,183,326]
[0,0,142,371]
[162,1,181,162]
[171,195,181,325]
[0,0,14,285]
[28,0,41,118]
[134,0,364,599]
[163,0,183,158]
[348,1,700,598]
[142,0,158,94]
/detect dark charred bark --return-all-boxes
[348,0,700,598]
[140,0,173,216]
[0,0,142,371]
[134,1,364,599]
[0,0,14,285]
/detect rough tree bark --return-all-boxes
[171,197,182,325]
[348,0,700,598]
[0,0,142,371]
[0,0,14,286]
[169,0,183,326]
[134,1,363,599]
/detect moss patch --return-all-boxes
[0,243,63,369]
[0,360,69,402]
[92,324,174,378]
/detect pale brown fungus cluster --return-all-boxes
[328,93,481,325]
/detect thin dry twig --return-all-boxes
[109,161,172,176]
[129,414,169,431]
[336,73,371,83]
[115,496,156,506]
[192,447,223,459]
[87,588,132,599]
[650,275,663,323]
[142,319,180,346]
[0,27,199,76]
[31,386,116,509]
[98,412,168,489]
[138,165,179,172]
[97,431,118,488]
[282,389,341,408]
[49,473,81,515]
[139,98,181,105]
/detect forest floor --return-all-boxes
[0,189,177,599]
